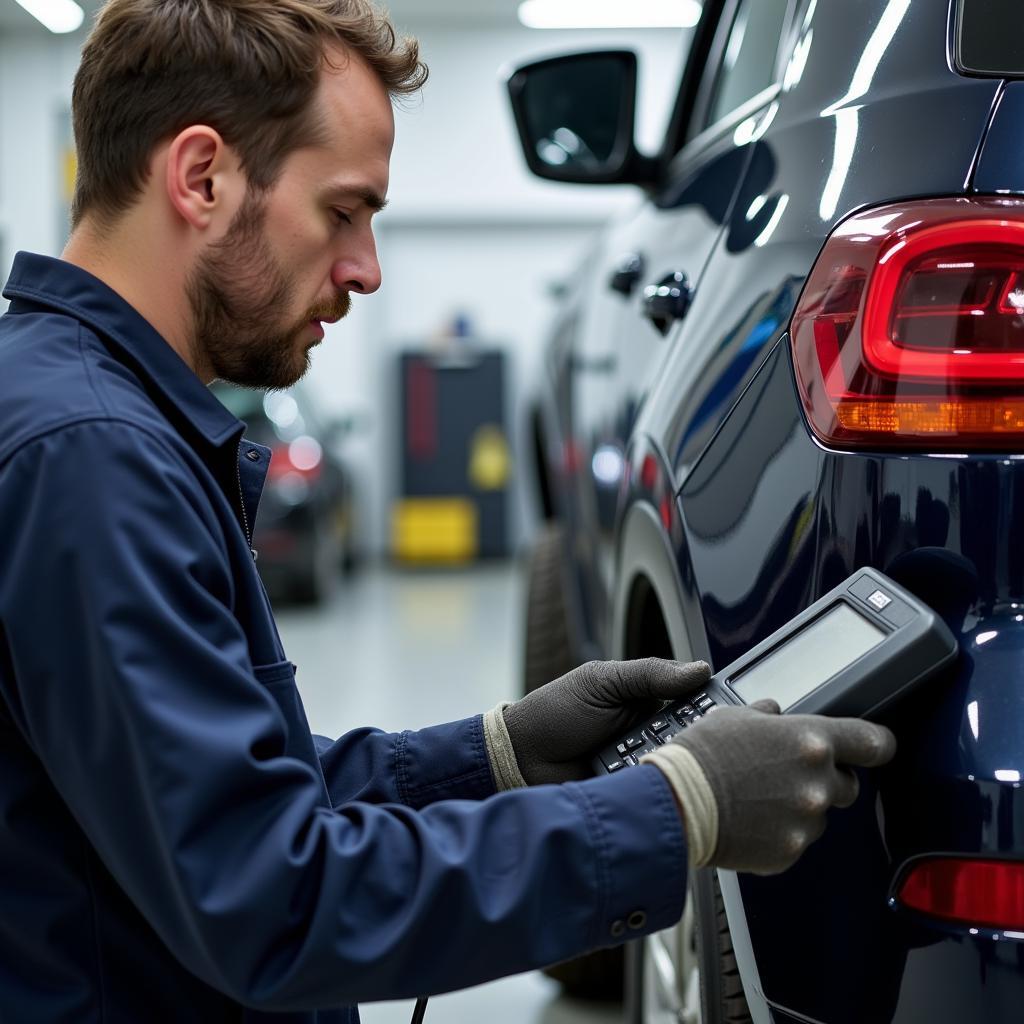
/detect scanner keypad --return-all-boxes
[599,693,718,772]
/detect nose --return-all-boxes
[331,230,382,296]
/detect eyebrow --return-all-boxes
[324,184,389,213]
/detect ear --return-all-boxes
[165,126,242,230]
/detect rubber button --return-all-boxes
[881,599,914,627]
[627,911,647,930]
[671,703,696,722]
[610,920,626,939]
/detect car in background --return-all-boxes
[212,382,358,604]
[509,0,1024,1021]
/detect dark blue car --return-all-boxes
[508,1,1024,1021]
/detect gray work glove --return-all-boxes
[485,658,711,787]
[643,699,897,875]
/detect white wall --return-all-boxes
[0,33,80,270]
[384,23,690,220]
[0,19,691,555]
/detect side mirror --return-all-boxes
[507,50,655,186]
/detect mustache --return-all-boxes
[305,292,352,324]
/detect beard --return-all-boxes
[186,190,351,391]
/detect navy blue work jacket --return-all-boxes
[0,252,687,1022]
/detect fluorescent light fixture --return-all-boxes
[519,0,701,30]
[13,0,84,33]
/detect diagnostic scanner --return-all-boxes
[593,567,958,775]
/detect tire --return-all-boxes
[693,868,752,1024]
[626,871,751,1024]
[522,523,577,695]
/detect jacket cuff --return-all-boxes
[565,763,689,948]
[641,743,717,868]
[483,702,528,791]
[397,714,497,807]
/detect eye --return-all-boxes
[330,208,352,227]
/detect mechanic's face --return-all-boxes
[189,49,393,389]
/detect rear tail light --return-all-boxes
[896,857,1024,931]
[790,197,1024,450]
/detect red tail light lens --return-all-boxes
[896,857,1024,931]
[790,197,1024,450]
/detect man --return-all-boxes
[0,1,896,1020]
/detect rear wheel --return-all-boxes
[693,868,751,1024]
[627,872,752,1024]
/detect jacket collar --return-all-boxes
[3,251,242,450]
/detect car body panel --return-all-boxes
[515,0,1024,1019]
[571,134,756,652]
[581,0,1001,658]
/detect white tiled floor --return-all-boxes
[274,562,623,1024]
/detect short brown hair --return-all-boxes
[71,0,426,228]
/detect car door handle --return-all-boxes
[642,271,692,336]
[608,253,645,296]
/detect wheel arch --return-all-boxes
[613,499,709,664]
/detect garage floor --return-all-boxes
[275,562,622,1024]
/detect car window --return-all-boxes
[704,0,791,129]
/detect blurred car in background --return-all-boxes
[212,382,359,604]
[509,0,1024,1022]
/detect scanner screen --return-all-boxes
[729,603,886,710]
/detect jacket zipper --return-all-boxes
[236,442,258,561]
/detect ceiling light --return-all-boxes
[13,0,84,33]
[518,0,701,30]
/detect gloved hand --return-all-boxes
[488,658,711,786]
[642,699,897,875]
